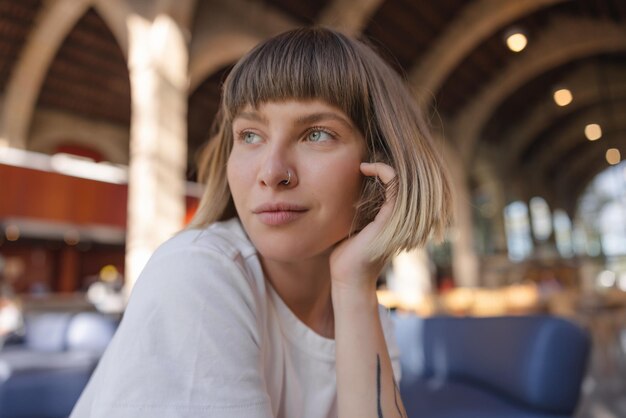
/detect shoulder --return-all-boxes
[154,218,255,263]
[128,218,263,318]
[143,218,258,289]
[80,220,272,414]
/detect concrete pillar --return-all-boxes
[445,143,480,287]
[474,150,508,254]
[124,13,189,295]
[491,202,508,253]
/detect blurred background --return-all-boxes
[0,0,625,417]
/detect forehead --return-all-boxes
[233,99,356,128]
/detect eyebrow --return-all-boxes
[296,112,354,129]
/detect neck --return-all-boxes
[261,253,335,339]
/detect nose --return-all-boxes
[258,144,297,189]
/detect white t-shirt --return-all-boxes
[71,219,400,418]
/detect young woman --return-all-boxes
[71,27,452,418]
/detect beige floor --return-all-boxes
[575,319,626,418]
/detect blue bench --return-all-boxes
[0,312,117,418]
[392,314,591,418]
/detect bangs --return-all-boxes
[222,28,372,131]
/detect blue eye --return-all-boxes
[242,132,262,144]
[308,130,332,142]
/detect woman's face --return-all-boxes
[227,99,366,263]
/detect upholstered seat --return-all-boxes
[393,314,591,418]
[0,312,117,418]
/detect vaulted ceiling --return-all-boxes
[1,0,624,215]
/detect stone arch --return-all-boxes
[317,0,384,36]
[408,0,567,105]
[188,0,383,92]
[188,0,298,92]
[30,135,122,165]
[28,109,129,164]
[0,0,92,148]
[159,0,197,31]
[93,0,132,56]
[189,32,262,91]
[452,16,626,161]
[1,0,132,156]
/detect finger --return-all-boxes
[360,162,396,185]
[359,162,397,224]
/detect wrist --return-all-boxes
[331,280,378,310]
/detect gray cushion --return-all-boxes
[23,313,72,352]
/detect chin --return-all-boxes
[255,239,316,263]
[249,232,333,264]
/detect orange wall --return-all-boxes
[0,163,200,228]
[0,163,127,228]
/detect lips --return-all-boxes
[252,203,308,226]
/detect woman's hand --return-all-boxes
[330,162,397,293]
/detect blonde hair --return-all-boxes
[190,27,452,263]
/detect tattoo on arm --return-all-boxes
[377,354,383,418]
[376,353,408,418]
[393,378,407,418]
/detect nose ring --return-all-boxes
[281,170,291,185]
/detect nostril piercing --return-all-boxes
[281,170,291,185]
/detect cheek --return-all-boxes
[226,153,251,205]
[310,158,363,211]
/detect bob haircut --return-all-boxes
[190,27,452,263]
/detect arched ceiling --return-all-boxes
[1,0,624,212]
[36,8,130,126]
[0,0,39,93]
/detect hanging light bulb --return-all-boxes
[553,88,573,106]
[585,123,602,141]
[504,28,528,52]
[606,148,620,165]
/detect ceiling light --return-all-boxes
[5,225,20,241]
[606,148,621,165]
[553,88,573,106]
[584,123,602,141]
[505,29,528,52]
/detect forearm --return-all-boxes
[332,285,406,418]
